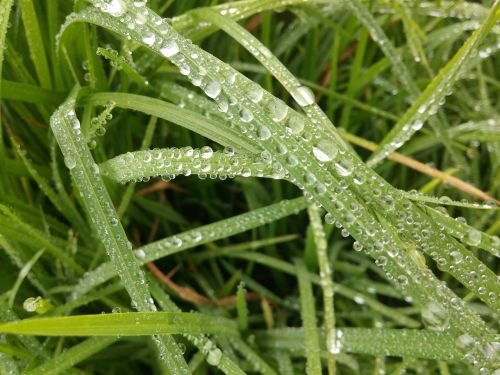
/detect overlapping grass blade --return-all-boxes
[49,89,190,373]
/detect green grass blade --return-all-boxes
[308,204,336,374]
[19,0,52,89]
[295,258,322,375]
[24,337,118,375]
[72,197,307,298]
[255,327,467,361]
[82,92,259,153]
[49,89,190,373]
[100,147,281,184]
[0,312,239,337]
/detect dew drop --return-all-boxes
[335,158,354,176]
[200,146,213,159]
[267,99,288,122]
[64,155,77,169]
[312,140,337,162]
[204,80,221,99]
[207,348,222,366]
[142,31,156,46]
[258,126,271,140]
[160,40,179,57]
[105,0,126,17]
[290,86,315,106]
[466,229,482,246]
[247,84,264,103]
[421,302,449,331]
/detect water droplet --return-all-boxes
[247,84,264,103]
[258,126,271,140]
[290,86,315,106]
[335,158,354,176]
[142,31,156,46]
[327,329,344,354]
[200,146,213,159]
[204,80,221,99]
[239,108,253,122]
[64,155,77,169]
[312,140,338,162]
[105,0,126,17]
[207,348,222,366]
[267,99,288,122]
[285,115,304,134]
[421,302,449,331]
[160,40,179,57]
[466,229,481,246]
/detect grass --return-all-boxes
[0,0,499,374]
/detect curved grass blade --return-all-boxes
[0,312,239,337]
[68,1,496,369]
[50,89,190,373]
[82,92,259,154]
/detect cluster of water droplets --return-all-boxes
[85,2,499,370]
[101,146,289,183]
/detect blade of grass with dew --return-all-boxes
[11,140,91,241]
[66,1,497,369]
[295,258,322,374]
[182,6,495,365]
[367,1,500,166]
[7,249,45,308]
[81,92,259,154]
[71,197,307,299]
[257,327,489,362]
[100,147,283,184]
[0,312,239,337]
[49,88,190,373]
[308,204,336,374]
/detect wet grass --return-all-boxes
[0,0,499,374]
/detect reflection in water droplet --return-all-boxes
[312,140,338,162]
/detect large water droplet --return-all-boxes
[466,229,482,246]
[267,99,288,122]
[247,84,264,103]
[285,115,304,134]
[105,0,126,17]
[160,40,179,57]
[142,31,156,46]
[312,140,338,162]
[204,80,221,99]
[290,86,315,106]
[421,302,449,331]
[258,126,271,140]
[335,158,354,176]
[327,329,344,354]
[207,348,222,366]
[64,155,77,169]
